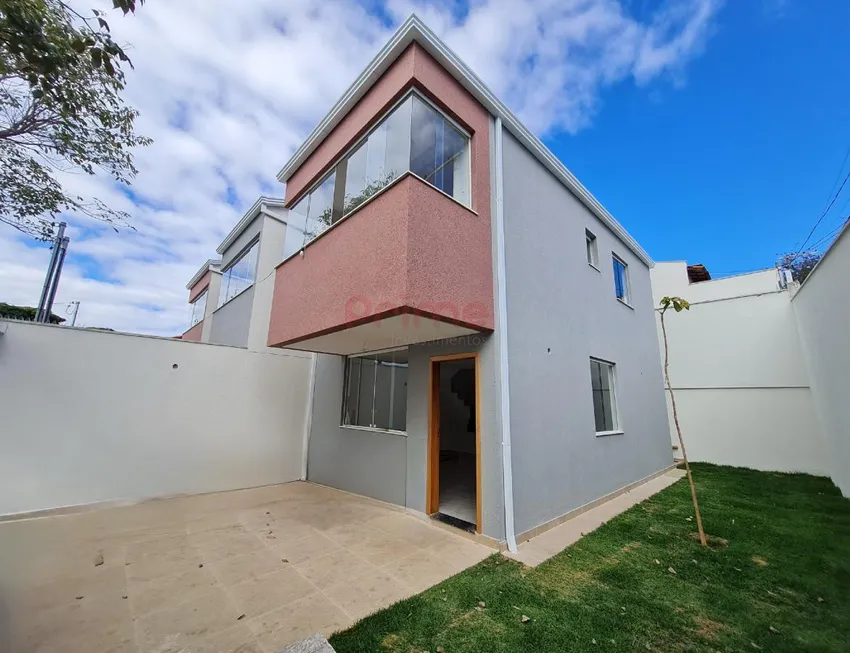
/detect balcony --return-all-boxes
[267,173,493,355]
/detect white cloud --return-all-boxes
[0,0,722,336]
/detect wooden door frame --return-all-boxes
[426,352,482,533]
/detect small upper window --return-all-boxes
[189,290,207,328]
[613,254,630,304]
[218,240,259,307]
[590,358,619,434]
[586,230,599,268]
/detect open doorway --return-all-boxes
[427,353,480,533]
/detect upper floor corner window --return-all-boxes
[613,254,630,304]
[586,229,599,268]
[287,91,471,254]
[188,290,207,328]
[218,240,259,307]
[410,95,470,206]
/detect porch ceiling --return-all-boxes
[278,313,482,356]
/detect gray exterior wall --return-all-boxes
[501,129,672,536]
[791,226,850,496]
[209,286,253,347]
[307,334,506,541]
[306,354,408,506]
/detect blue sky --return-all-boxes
[553,0,850,276]
[2,0,845,334]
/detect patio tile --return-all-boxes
[425,535,492,569]
[126,545,204,583]
[247,593,350,652]
[126,533,190,562]
[274,532,342,565]
[174,623,263,653]
[13,595,135,653]
[207,547,289,587]
[324,571,412,621]
[136,587,242,651]
[4,482,495,653]
[128,565,219,618]
[228,568,316,618]
[293,549,378,589]
[21,565,128,614]
[368,513,450,547]
[323,521,383,548]
[186,513,245,535]
[382,551,460,593]
[190,524,266,562]
[347,532,418,567]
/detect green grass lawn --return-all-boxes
[330,464,850,652]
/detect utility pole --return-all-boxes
[35,222,66,323]
[43,233,70,323]
[67,301,81,327]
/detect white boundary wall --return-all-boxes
[791,225,850,495]
[650,263,831,478]
[0,320,313,516]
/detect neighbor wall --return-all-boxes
[791,226,850,495]
[0,320,313,516]
[650,263,830,478]
[500,129,672,537]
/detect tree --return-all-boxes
[0,301,64,322]
[658,295,707,547]
[0,0,149,239]
[776,250,822,284]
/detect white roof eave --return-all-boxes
[215,196,286,255]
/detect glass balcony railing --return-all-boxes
[281,92,471,261]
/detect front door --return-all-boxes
[427,353,481,533]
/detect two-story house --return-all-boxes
[180,16,673,550]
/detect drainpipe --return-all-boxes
[494,116,518,553]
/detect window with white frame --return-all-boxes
[590,358,619,434]
[188,290,207,328]
[342,349,408,431]
[218,240,259,307]
[287,91,471,253]
[586,229,599,268]
[612,254,630,304]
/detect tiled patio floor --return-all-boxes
[0,482,492,653]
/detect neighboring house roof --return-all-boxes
[276,14,653,267]
[186,259,221,290]
[216,196,286,255]
[687,264,712,283]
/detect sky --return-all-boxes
[1,0,848,336]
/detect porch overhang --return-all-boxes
[275,310,484,356]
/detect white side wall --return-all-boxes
[0,320,313,516]
[791,226,850,495]
[651,263,830,476]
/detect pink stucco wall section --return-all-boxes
[269,41,493,348]
[181,320,204,342]
[188,270,211,304]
